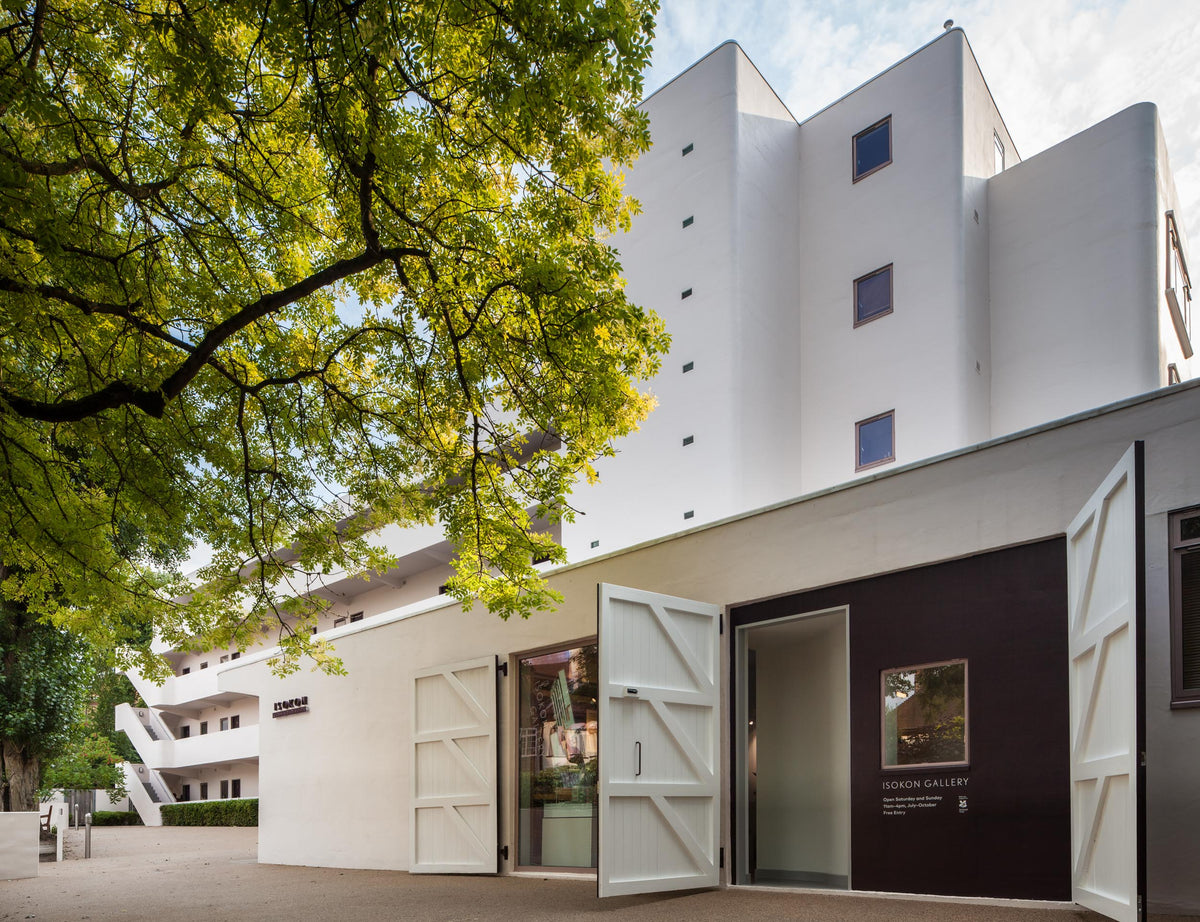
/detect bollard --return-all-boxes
[84,812,92,859]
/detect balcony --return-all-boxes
[127,663,246,714]
[117,703,259,771]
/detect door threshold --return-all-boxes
[508,870,596,881]
[733,884,1075,911]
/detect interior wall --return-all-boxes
[753,615,848,881]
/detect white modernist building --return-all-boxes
[119,29,1200,920]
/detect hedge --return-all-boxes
[160,798,258,827]
[91,810,143,827]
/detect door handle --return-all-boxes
[635,741,642,777]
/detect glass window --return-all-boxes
[230,714,240,730]
[349,612,363,623]
[854,264,893,325]
[199,782,208,800]
[199,721,208,735]
[333,616,347,628]
[220,717,229,731]
[200,661,208,670]
[882,660,968,768]
[220,779,229,799]
[994,131,1005,175]
[853,116,892,181]
[518,644,598,868]
[180,784,190,802]
[180,724,190,739]
[1171,508,1200,706]
[181,667,190,675]
[856,411,895,471]
[232,779,241,798]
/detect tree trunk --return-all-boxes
[0,739,39,811]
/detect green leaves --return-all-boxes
[0,0,664,673]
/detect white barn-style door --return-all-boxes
[598,584,722,898]
[1067,443,1145,922]
[410,655,498,874]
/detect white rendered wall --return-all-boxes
[988,104,1161,435]
[796,30,976,493]
[729,49,803,510]
[563,42,742,558]
[224,382,1200,900]
[0,813,37,880]
[1152,113,1197,385]
[960,36,1020,444]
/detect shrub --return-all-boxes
[160,799,258,827]
[90,810,143,827]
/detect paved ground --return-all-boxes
[3,827,1196,922]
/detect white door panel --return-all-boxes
[599,584,721,898]
[1067,443,1144,922]
[410,655,498,874]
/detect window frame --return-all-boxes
[230,714,240,730]
[199,782,208,800]
[1170,506,1200,707]
[853,263,894,327]
[220,779,229,799]
[855,410,896,472]
[180,724,190,739]
[180,784,190,802]
[512,635,600,874]
[880,658,970,771]
[220,717,229,732]
[231,779,241,798]
[199,721,208,736]
[852,115,892,183]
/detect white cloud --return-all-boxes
[646,0,1200,231]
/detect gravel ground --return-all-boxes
[2,826,1196,922]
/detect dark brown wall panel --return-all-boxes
[730,537,1070,900]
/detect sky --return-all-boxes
[642,0,1200,226]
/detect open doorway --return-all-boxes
[735,607,850,889]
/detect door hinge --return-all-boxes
[719,847,725,868]
[1140,750,1147,767]
[497,661,508,677]
[499,845,509,860]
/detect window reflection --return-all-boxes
[518,644,598,868]
[882,661,968,768]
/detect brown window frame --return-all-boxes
[880,658,970,770]
[199,781,208,800]
[855,410,896,472]
[852,115,892,183]
[231,779,241,798]
[230,714,240,730]
[220,779,229,799]
[1170,506,1200,707]
[853,263,894,327]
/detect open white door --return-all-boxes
[410,655,498,874]
[1067,443,1145,922]
[598,583,721,898]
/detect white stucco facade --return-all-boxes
[117,28,1200,914]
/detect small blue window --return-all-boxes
[855,264,893,325]
[853,117,892,181]
[856,411,895,470]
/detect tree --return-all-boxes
[0,0,666,675]
[40,732,128,801]
[0,597,95,811]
